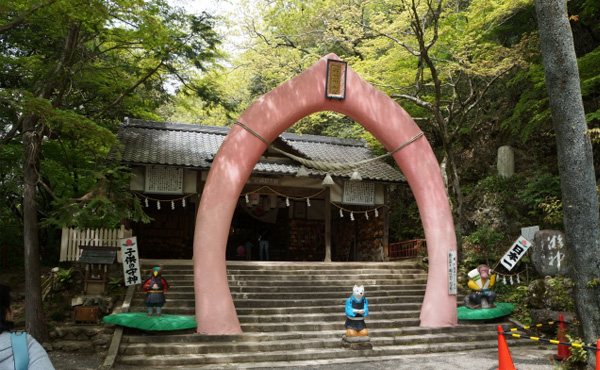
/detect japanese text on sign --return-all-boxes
[326,59,347,99]
[342,181,375,206]
[328,64,342,95]
[500,236,531,271]
[448,250,457,295]
[145,166,183,194]
[120,237,141,286]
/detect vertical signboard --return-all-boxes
[121,237,141,286]
[500,236,531,271]
[448,250,457,295]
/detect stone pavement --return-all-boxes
[266,346,561,370]
[48,344,567,369]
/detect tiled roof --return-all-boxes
[117,118,404,183]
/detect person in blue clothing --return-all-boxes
[345,285,369,337]
[0,284,55,369]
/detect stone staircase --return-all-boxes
[115,260,509,368]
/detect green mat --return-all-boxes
[457,303,515,320]
[102,313,197,331]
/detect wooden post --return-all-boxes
[324,187,332,262]
[383,186,390,261]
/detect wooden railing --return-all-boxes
[388,239,427,260]
[60,225,131,262]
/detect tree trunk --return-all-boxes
[22,115,49,343]
[535,0,600,361]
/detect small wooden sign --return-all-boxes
[120,237,141,286]
[448,250,457,295]
[325,59,347,100]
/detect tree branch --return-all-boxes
[390,93,434,111]
[93,61,164,118]
[0,0,58,34]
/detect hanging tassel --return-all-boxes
[503,275,507,285]
[365,211,369,220]
[374,209,379,218]
[171,201,175,210]
[350,212,354,221]
[286,197,290,207]
[182,198,186,208]
[339,209,343,218]
[306,198,311,207]
[509,276,514,285]
[145,198,149,208]
[516,274,520,284]
[245,194,249,203]
[157,201,161,210]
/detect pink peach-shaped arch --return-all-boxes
[193,53,457,334]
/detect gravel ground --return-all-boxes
[48,350,106,369]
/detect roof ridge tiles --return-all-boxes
[125,118,366,146]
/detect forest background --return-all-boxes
[1,0,599,353]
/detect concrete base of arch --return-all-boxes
[192,53,457,334]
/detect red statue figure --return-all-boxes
[143,267,169,317]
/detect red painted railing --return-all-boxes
[388,239,426,260]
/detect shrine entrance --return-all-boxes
[192,54,458,334]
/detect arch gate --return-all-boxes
[192,54,457,334]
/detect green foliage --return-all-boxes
[388,186,424,242]
[562,333,588,369]
[462,225,505,265]
[538,195,563,227]
[53,267,74,291]
[0,0,220,261]
[517,169,562,224]
[544,276,576,312]
[586,278,600,288]
[495,284,531,325]
[502,63,552,143]
[42,167,150,229]
[109,277,123,290]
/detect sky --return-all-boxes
[169,0,235,17]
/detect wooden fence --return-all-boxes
[60,225,132,262]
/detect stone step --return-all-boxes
[119,330,495,356]
[229,273,427,280]
[234,302,423,314]
[121,260,481,368]
[164,281,428,291]
[126,302,425,316]
[226,278,429,286]
[238,317,422,332]
[228,268,427,275]
[117,337,505,367]
[225,284,427,293]
[237,310,421,323]
[131,295,426,310]
[140,260,423,269]
[134,289,425,301]
[121,324,496,344]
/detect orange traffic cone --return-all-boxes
[497,325,517,370]
[553,314,571,361]
[595,339,600,370]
